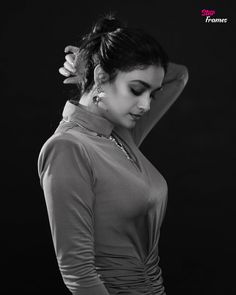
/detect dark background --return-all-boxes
[2,1,235,294]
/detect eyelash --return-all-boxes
[130,88,156,100]
[130,89,142,96]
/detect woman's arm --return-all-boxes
[38,135,110,295]
[58,49,189,148]
[130,62,189,147]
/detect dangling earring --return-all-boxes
[92,95,102,105]
[92,83,108,112]
[92,84,104,105]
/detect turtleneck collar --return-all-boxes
[62,99,115,137]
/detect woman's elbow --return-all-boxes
[179,66,189,86]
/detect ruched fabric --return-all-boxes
[95,252,166,294]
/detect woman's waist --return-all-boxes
[95,251,162,280]
[95,253,165,294]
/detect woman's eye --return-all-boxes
[130,88,142,96]
[130,88,157,100]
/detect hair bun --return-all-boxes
[92,13,124,34]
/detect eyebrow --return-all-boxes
[130,80,163,92]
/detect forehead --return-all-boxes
[117,65,165,86]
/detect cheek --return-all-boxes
[107,83,136,113]
[116,86,136,108]
[115,95,135,114]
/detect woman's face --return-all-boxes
[102,65,165,129]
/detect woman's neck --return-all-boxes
[78,92,108,120]
[79,92,99,112]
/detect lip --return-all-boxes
[129,113,142,121]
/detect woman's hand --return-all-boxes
[59,45,80,84]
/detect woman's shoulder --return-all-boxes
[41,119,90,149]
[37,130,96,187]
[38,125,91,164]
[37,129,94,176]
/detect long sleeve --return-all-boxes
[38,134,110,295]
[130,63,189,147]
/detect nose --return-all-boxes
[137,94,151,113]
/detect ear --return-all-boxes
[93,64,110,85]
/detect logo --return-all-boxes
[201,9,228,23]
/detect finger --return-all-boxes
[64,61,76,73]
[63,76,80,84]
[59,67,71,77]
[64,45,79,54]
[65,54,75,65]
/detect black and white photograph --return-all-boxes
[2,1,234,294]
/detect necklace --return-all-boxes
[108,134,135,162]
[63,119,136,163]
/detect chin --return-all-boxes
[121,119,136,129]
[114,115,136,129]
[127,121,136,128]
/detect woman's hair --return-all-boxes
[73,12,169,98]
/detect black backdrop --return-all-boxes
[2,1,235,294]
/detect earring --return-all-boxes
[92,84,104,105]
[97,84,104,95]
[92,95,102,105]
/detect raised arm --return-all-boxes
[58,49,189,148]
[38,135,110,295]
[130,62,189,147]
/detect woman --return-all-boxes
[38,14,189,295]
